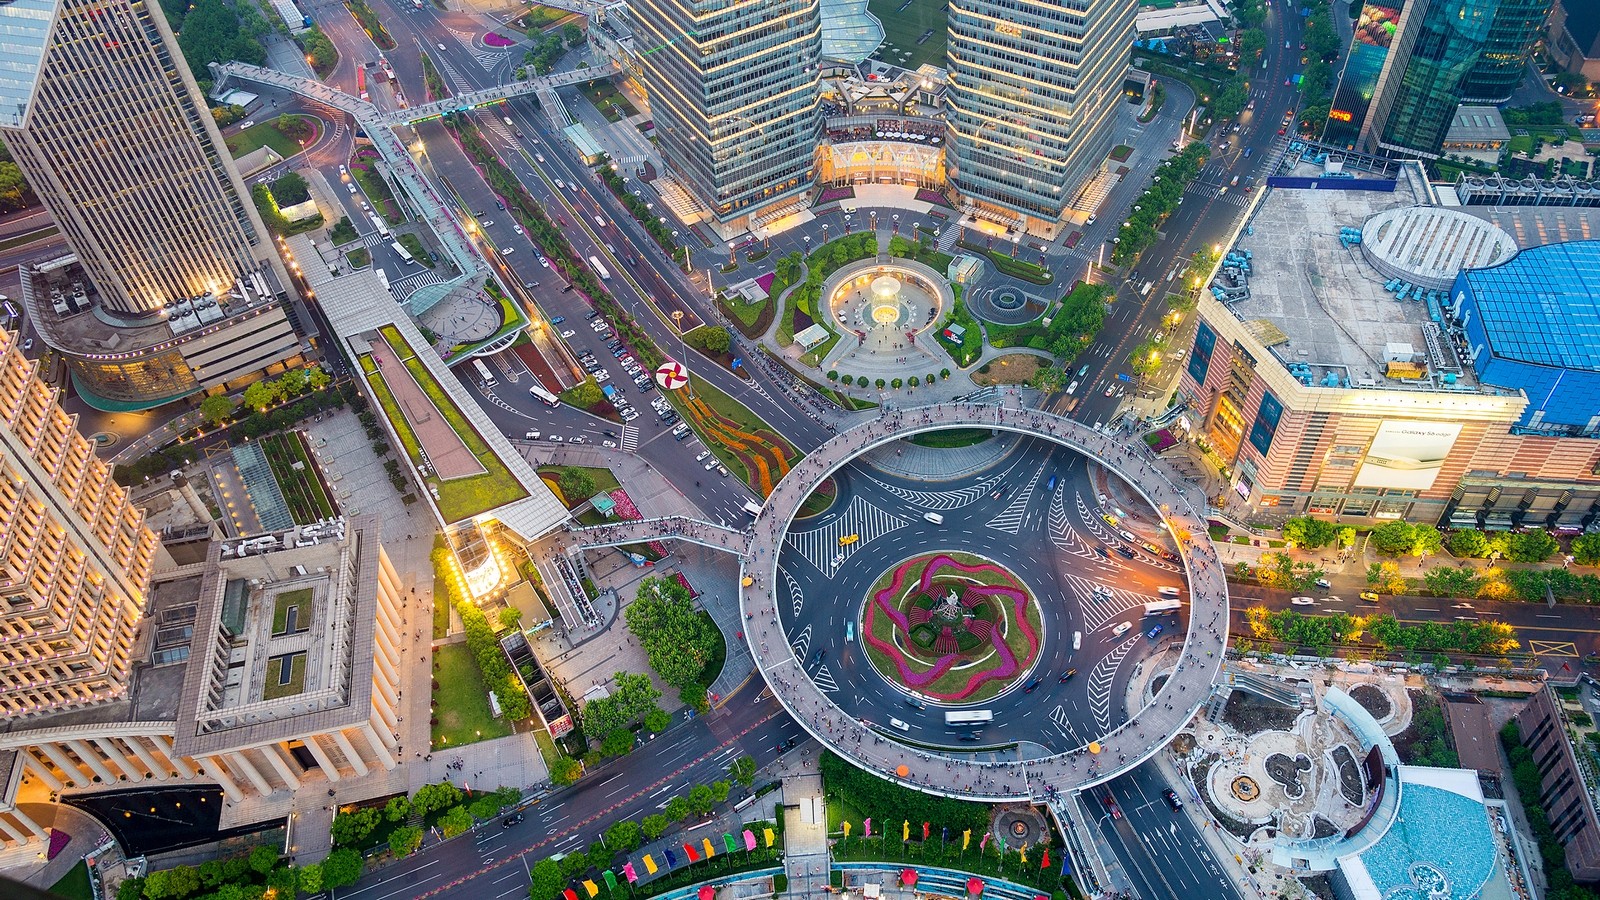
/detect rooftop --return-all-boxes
[1348,767,1498,900]
[1444,106,1511,144]
[1360,206,1516,290]
[1443,695,1502,776]
[0,0,56,128]
[1459,241,1600,372]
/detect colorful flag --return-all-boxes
[1041,849,1050,870]
[583,881,599,898]
[979,832,990,852]
[723,833,737,854]
[564,889,578,900]
[683,843,699,863]
[624,863,638,884]
[703,837,716,859]
[922,822,930,841]
[743,830,757,851]
[1019,842,1028,865]
[664,848,679,868]
[764,828,776,848]
[643,855,658,875]
[602,870,618,891]
[963,830,972,850]
[902,820,909,842]
[843,821,852,838]
[864,818,872,838]
[996,834,1007,854]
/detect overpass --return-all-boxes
[385,62,620,127]
[565,515,751,557]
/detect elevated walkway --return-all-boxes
[566,516,752,557]
[386,62,620,127]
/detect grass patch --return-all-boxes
[580,80,638,122]
[351,149,403,225]
[272,587,314,635]
[697,610,726,687]
[433,534,452,639]
[347,247,371,269]
[227,118,311,160]
[537,464,622,498]
[49,861,93,900]
[344,0,396,50]
[973,353,1047,386]
[261,432,337,525]
[397,232,434,268]
[262,652,307,700]
[866,0,948,69]
[432,642,514,747]
[907,428,992,449]
[958,241,1054,285]
[719,294,772,338]
[0,225,59,253]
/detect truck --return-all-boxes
[742,500,764,516]
[601,383,619,402]
[588,256,612,280]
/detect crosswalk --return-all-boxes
[785,495,908,573]
[858,467,1005,511]
[985,464,1044,534]
[1088,635,1137,731]
[1048,485,1119,570]
[359,232,388,248]
[1049,703,1089,746]
[619,425,639,452]
[812,664,840,693]
[390,268,450,298]
[1187,182,1253,207]
[781,566,804,617]
[1063,573,1146,633]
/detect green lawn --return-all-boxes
[262,653,306,700]
[261,432,338,525]
[347,247,371,269]
[0,225,58,254]
[433,535,453,639]
[580,81,639,122]
[272,588,314,635]
[397,232,435,268]
[351,150,404,225]
[536,465,622,496]
[227,118,311,160]
[908,428,992,449]
[697,610,726,687]
[49,861,93,900]
[432,642,514,747]
[866,0,948,70]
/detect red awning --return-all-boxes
[901,869,918,886]
[564,890,578,900]
[967,878,985,896]
[699,886,716,900]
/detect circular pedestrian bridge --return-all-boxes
[740,400,1230,800]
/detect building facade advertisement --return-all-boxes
[1353,420,1462,490]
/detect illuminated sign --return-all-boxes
[1353,420,1462,491]
[1329,109,1354,122]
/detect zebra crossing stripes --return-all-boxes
[1048,486,1119,569]
[986,464,1044,534]
[782,566,804,617]
[1062,573,1145,632]
[812,664,839,693]
[360,232,387,249]
[619,425,639,452]
[390,268,450,298]
[784,495,908,573]
[790,624,812,662]
[1189,183,1251,207]
[1088,636,1137,731]
[856,467,1005,511]
[1049,704,1088,746]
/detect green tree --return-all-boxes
[117,878,145,900]
[308,364,332,391]
[270,171,311,205]
[389,824,424,857]
[581,671,662,736]
[624,576,719,688]
[199,393,236,426]
[274,114,313,142]
[1447,529,1491,558]
[562,22,585,46]
[1366,561,1408,595]
[1281,516,1337,549]
[606,819,642,852]
[321,848,364,888]
[297,863,324,894]
[297,26,338,73]
[642,813,670,841]
[498,606,523,631]
[561,376,604,409]
[600,727,636,757]
[1573,532,1600,566]
[665,795,691,820]
[691,326,732,355]
[687,783,715,816]
[331,807,380,847]
[559,467,597,501]
[730,755,757,788]
[242,378,279,411]
[644,707,672,733]
[248,845,278,875]
[413,781,463,815]
[551,756,583,785]
[438,805,474,838]
[1509,528,1559,562]
[530,858,564,900]
[1410,524,1444,557]
[710,780,731,803]
[1369,521,1417,555]
[384,795,412,822]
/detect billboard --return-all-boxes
[1353,420,1461,490]
[1323,2,1407,147]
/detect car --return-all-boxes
[560,329,575,338]
[496,200,505,210]
[846,622,854,641]
[548,435,564,442]
[240,120,255,128]
[810,648,826,666]
[480,219,494,227]
[570,436,586,444]
[536,154,545,163]
[524,430,541,440]
[21,338,32,351]
[1112,621,1132,637]
[539,257,550,268]
[1059,668,1077,682]
[1146,624,1163,640]
[1086,214,1097,225]
[1113,545,1135,559]
[1359,591,1381,602]
[903,697,926,710]
[503,812,525,828]
[1243,147,1252,158]
[889,718,911,732]
[1163,789,1183,811]
[437,41,447,50]
[1077,364,1089,377]
[1118,529,1137,542]
[587,310,601,320]
[549,315,565,325]
[1023,678,1042,693]
[1102,794,1121,819]
[621,410,639,421]
[1285,40,1291,48]
[1315,577,1332,589]
[1290,596,1315,606]
[718,465,729,477]
[695,450,711,462]
[499,247,514,255]
[513,224,524,234]
[602,440,616,448]
[1104,384,1116,397]
[704,460,718,471]
[1278,127,1287,135]
[777,738,799,752]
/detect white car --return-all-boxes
[524,430,541,440]
[889,718,911,732]
[696,451,710,461]
[1112,622,1132,637]
[1290,596,1315,606]
[570,436,586,444]
[603,440,617,448]
[548,435,563,442]
[513,224,524,235]
[539,256,550,268]
[561,330,575,338]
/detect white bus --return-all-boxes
[391,240,416,265]
[471,357,497,387]
[374,268,389,290]
[742,499,764,516]
[944,710,993,727]
[1143,598,1181,617]
[529,382,559,407]
[368,213,391,239]
[589,256,612,280]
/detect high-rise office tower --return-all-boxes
[0,328,160,720]
[1326,0,1546,157]
[1463,0,1552,102]
[627,0,823,236]
[0,0,307,410]
[945,0,1136,237]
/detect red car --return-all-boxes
[1278,127,1287,135]
[1102,794,1122,820]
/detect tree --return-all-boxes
[1573,532,1600,566]
[270,171,311,206]
[248,844,278,875]
[322,848,364,888]
[1410,524,1444,557]
[1509,528,1559,563]
[1448,529,1491,558]
[413,781,463,815]
[1281,516,1337,549]
[581,671,662,736]
[644,707,671,733]
[710,780,731,803]
[562,376,604,409]
[438,805,474,838]
[1369,521,1417,555]
[308,364,332,391]
[384,795,412,822]
[530,858,564,900]
[275,114,313,142]
[624,576,719,688]
[242,378,279,411]
[298,863,324,894]
[1367,561,1407,595]
[691,326,731,355]
[687,783,715,816]
[390,824,424,857]
[642,813,670,841]
[600,727,636,757]
[331,807,380,847]
[199,393,236,426]
[606,819,642,852]
[498,606,523,630]
[665,795,691,820]
[117,878,146,900]
[562,22,585,46]
[559,466,597,501]
[551,756,583,785]
[730,755,756,788]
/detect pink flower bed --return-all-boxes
[863,555,1040,701]
[817,186,855,204]
[675,572,699,598]
[484,31,517,47]
[756,272,776,294]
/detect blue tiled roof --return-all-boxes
[1463,241,1600,372]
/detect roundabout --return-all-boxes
[739,400,1230,800]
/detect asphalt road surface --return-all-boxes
[1089,764,1245,900]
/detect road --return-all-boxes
[1089,763,1243,900]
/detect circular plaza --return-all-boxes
[740,402,1230,800]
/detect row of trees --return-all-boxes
[1112,143,1210,264]
[333,782,522,863]
[1504,721,1600,900]
[165,0,271,92]
[624,576,720,707]
[431,542,534,722]
[1243,607,1518,657]
[597,158,684,262]
[0,143,36,215]
[116,843,358,900]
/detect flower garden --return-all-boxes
[862,553,1042,703]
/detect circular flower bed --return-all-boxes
[862,552,1042,702]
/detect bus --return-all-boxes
[368,213,391,239]
[944,710,993,727]
[741,499,764,517]
[1143,598,1181,617]
[391,240,416,265]
[356,66,368,101]
[374,268,389,291]
[529,382,559,407]
[589,256,611,280]
[471,358,497,387]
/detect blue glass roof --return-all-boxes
[1463,241,1600,372]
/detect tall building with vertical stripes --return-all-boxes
[626,0,823,236]
[945,0,1136,236]
[0,0,307,411]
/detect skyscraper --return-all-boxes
[0,0,307,410]
[0,328,160,720]
[627,0,823,236]
[1326,0,1547,157]
[945,0,1136,236]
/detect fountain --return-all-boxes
[870,274,903,326]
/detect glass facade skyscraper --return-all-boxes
[628,0,823,235]
[1462,0,1553,102]
[945,0,1136,236]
